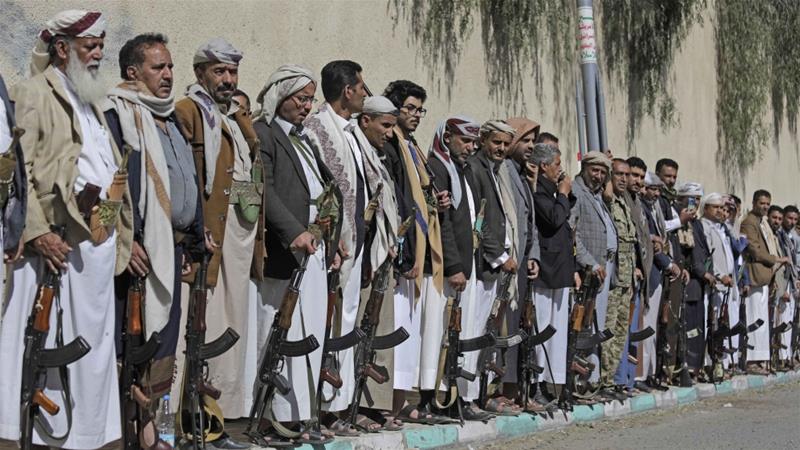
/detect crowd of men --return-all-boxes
[0,9,798,450]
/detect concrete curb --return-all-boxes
[251,370,800,449]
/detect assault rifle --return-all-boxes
[791,299,800,369]
[432,291,495,423]
[519,281,557,414]
[20,226,91,450]
[769,293,791,373]
[561,267,604,408]
[246,254,319,444]
[348,214,416,426]
[180,254,240,449]
[476,271,527,408]
[737,289,765,373]
[121,274,162,450]
[706,284,724,383]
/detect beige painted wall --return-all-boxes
[2,0,797,207]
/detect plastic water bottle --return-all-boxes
[156,394,175,446]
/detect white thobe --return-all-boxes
[0,70,120,448]
[393,277,423,391]
[638,282,662,379]
[589,260,615,382]
[460,278,497,400]
[746,285,770,361]
[534,287,571,384]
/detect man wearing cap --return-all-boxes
[0,72,27,306]
[175,37,263,433]
[252,64,342,444]
[464,120,520,415]
[740,190,789,373]
[103,33,205,447]
[381,80,448,422]
[569,150,614,385]
[700,193,740,373]
[427,116,493,420]
[0,10,132,448]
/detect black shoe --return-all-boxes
[208,433,252,450]
[634,381,652,393]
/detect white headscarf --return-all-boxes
[253,64,315,124]
[193,37,243,66]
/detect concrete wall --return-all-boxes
[2,0,797,206]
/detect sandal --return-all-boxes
[244,428,296,448]
[296,429,333,445]
[323,418,360,437]
[353,414,382,434]
[521,398,547,413]
[462,404,494,422]
[484,397,521,416]
[396,404,448,425]
[366,409,404,431]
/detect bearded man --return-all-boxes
[0,10,133,448]
[175,37,264,433]
[104,33,205,444]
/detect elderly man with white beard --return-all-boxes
[0,10,133,449]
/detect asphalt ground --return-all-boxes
[473,379,800,450]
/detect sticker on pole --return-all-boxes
[578,6,597,64]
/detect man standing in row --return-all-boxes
[176,37,263,428]
[0,10,132,448]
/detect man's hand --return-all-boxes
[679,208,694,225]
[4,239,24,264]
[527,259,540,280]
[436,190,451,211]
[181,253,192,276]
[331,252,342,271]
[574,272,582,290]
[403,262,419,279]
[668,263,681,280]
[290,231,317,255]
[681,269,690,284]
[448,272,467,292]
[501,257,517,273]
[776,256,791,265]
[204,227,219,253]
[338,239,350,260]
[32,232,72,272]
[524,162,538,184]
[741,285,751,296]
[127,241,150,277]
[781,290,791,302]
[594,264,607,283]
[703,272,716,286]
[652,235,664,254]
[557,175,571,195]
[635,268,644,282]
[720,274,734,287]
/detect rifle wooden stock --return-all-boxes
[127,278,143,336]
[326,272,338,327]
[451,307,462,333]
[191,259,208,333]
[33,389,59,415]
[572,305,585,332]
[278,291,300,330]
[33,285,55,332]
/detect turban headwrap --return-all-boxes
[480,119,516,138]
[193,37,243,66]
[506,117,541,149]
[362,96,399,116]
[429,115,480,208]
[677,181,704,197]
[581,150,612,170]
[31,9,107,76]
[254,64,315,124]
[644,171,664,187]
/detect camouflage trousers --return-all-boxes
[601,285,632,386]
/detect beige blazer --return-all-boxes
[11,66,132,274]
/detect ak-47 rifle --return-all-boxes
[674,276,694,387]
[768,291,791,372]
[20,226,91,450]
[476,271,527,408]
[561,267,602,408]
[519,281,557,413]
[246,254,319,445]
[706,283,724,383]
[120,274,162,450]
[348,214,415,426]
[180,254,240,449]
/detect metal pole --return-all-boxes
[576,79,587,156]
[577,0,600,154]
[595,70,609,152]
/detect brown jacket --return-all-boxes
[11,66,133,274]
[175,97,264,286]
[740,211,777,288]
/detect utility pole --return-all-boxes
[576,0,608,157]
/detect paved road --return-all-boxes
[475,380,800,450]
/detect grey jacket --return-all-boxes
[503,159,540,263]
[0,74,27,253]
[570,176,613,270]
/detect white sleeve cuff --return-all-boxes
[490,252,510,269]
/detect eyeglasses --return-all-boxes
[293,95,317,106]
[401,104,427,117]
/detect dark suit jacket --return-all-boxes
[686,219,714,303]
[532,176,576,289]
[382,137,417,274]
[1,74,27,252]
[428,155,476,278]
[465,151,507,282]
[256,117,342,279]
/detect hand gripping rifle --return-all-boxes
[347,214,415,426]
[520,281,557,413]
[246,254,319,444]
[180,254,240,449]
[476,271,528,408]
[20,226,91,450]
[120,274,162,450]
[432,290,496,423]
